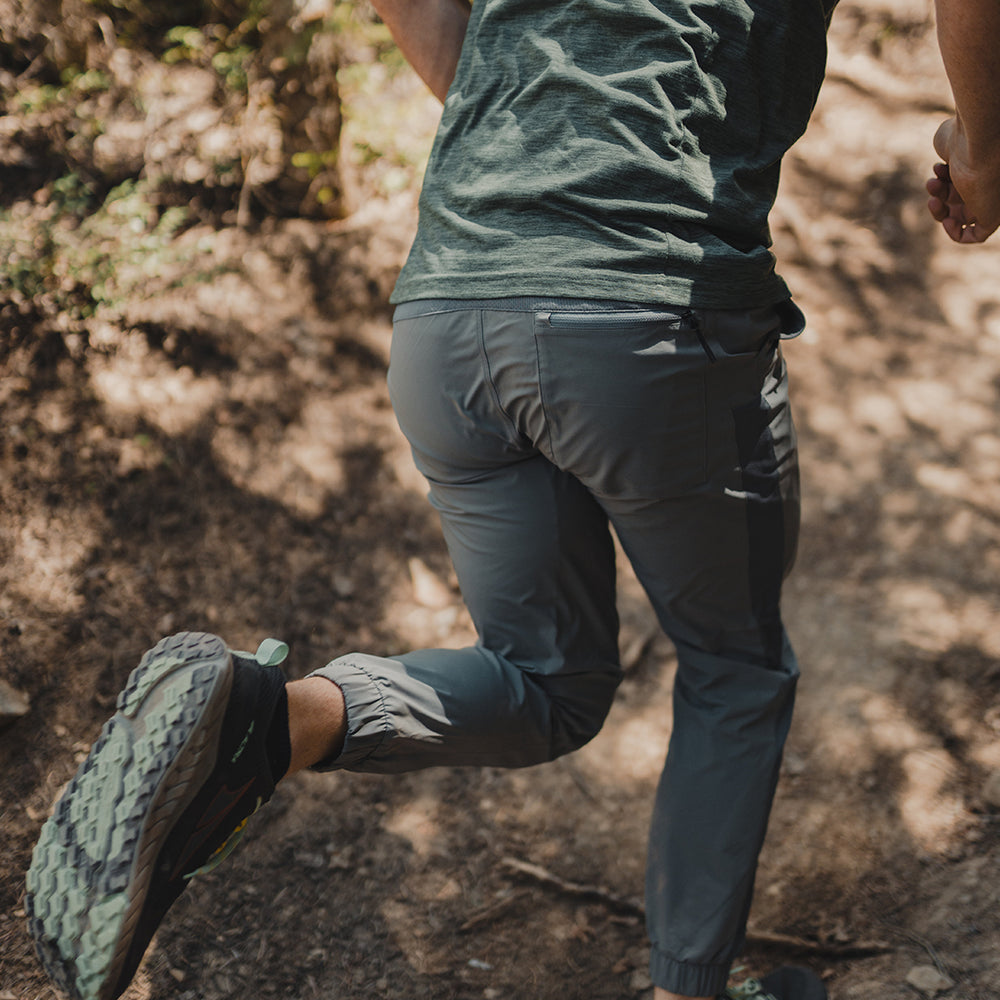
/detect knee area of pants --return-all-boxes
[549,722,601,759]
[545,681,619,758]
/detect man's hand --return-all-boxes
[928,0,1000,244]
[927,116,1000,244]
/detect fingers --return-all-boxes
[924,157,993,242]
[929,121,968,238]
[926,161,957,225]
[927,117,1000,242]
[926,195,948,223]
[930,195,993,243]
[926,176,948,211]
[944,218,991,243]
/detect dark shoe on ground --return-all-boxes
[724,965,828,1000]
[25,631,290,1000]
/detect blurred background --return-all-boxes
[2,1,1000,998]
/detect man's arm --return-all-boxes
[370,0,471,103]
[926,0,1000,243]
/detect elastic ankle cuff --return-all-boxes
[650,947,731,997]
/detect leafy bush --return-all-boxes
[0,0,433,339]
[0,174,203,327]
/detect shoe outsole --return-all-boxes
[25,632,233,1000]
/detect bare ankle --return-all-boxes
[285,676,347,775]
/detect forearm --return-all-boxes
[935,0,1000,165]
[371,0,471,103]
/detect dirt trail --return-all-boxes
[3,3,1000,998]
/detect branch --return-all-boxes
[500,856,894,959]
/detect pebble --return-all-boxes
[905,965,954,995]
[629,969,653,992]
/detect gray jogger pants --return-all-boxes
[310,297,802,998]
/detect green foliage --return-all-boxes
[210,45,254,90]
[162,21,257,91]
[80,180,192,309]
[328,1,401,67]
[0,175,205,326]
[62,67,112,92]
[11,66,110,114]
[291,148,340,205]
[290,149,339,178]
[82,0,227,45]
[11,83,63,114]
[163,25,210,61]
[51,173,97,215]
[0,0,431,332]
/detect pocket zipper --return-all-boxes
[543,309,689,329]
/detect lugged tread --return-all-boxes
[26,632,232,1000]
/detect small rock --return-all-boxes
[328,848,353,871]
[156,612,177,635]
[0,678,29,730]
[293,850,326,870]
[629,969,653,992]
[905,965,954,995]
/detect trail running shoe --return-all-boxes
[723,965,828,1000]
[25,631,290,1000]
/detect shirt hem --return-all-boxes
[390,268,790,311]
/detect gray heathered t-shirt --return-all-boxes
[391,0,835,309]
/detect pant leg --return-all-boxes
[528,302,801,997]
[309,305,622,773]
[312,297,800,998]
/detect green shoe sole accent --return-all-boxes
[25,632,233,1000]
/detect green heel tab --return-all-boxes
[254,638,289,667]
[232,638,289,667]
